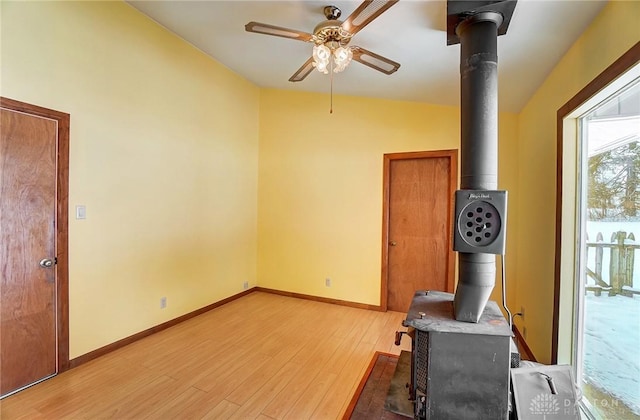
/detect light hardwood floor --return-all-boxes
[1,292,411,419]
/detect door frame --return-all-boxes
[380,150,458,311]
[1,97,70,373]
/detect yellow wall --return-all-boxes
[513,1,640,363]
[1,1,260,358]
[257,90,519,306]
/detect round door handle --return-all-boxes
[39,258,54,268]
[389,241,397,246]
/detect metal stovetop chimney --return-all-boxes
[447,0,516,322]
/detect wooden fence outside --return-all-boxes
[586,231,639,297]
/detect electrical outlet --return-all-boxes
[160,296,167,309]
[243,281,249,290]
[325,278,331,287]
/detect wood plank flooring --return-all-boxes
[1,292,411,419]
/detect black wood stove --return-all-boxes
[399,290,513,419]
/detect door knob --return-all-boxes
[389,241,397,246]
[39,258,55,268]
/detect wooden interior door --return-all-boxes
[0,99,69,397]
[382,150,457,312]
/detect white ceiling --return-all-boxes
[126,0,607,113]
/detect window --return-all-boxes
[578,81,639,419]
[555,51,640,420]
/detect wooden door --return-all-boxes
[0,98,70,397]
[381,150,457,312]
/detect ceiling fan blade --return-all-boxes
[341,0,399,36]
[289,57,315,82]
[245,22,314,42]
[351,46,400,75]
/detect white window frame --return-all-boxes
[556,59,639,419]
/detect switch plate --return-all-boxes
[76,205,86,220]
[325,278,331,287]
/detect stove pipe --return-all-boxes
[453,12,503,323]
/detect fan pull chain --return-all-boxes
[330,59,334,114]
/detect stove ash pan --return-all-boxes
[403,290,513,420]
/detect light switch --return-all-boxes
[76,205,86,220]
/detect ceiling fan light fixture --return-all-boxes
[312,44,331,74]
[312,44,353,75]
[333,46,353,73]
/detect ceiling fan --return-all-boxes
[245,0,401,83]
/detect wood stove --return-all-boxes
[402,290,512,419]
